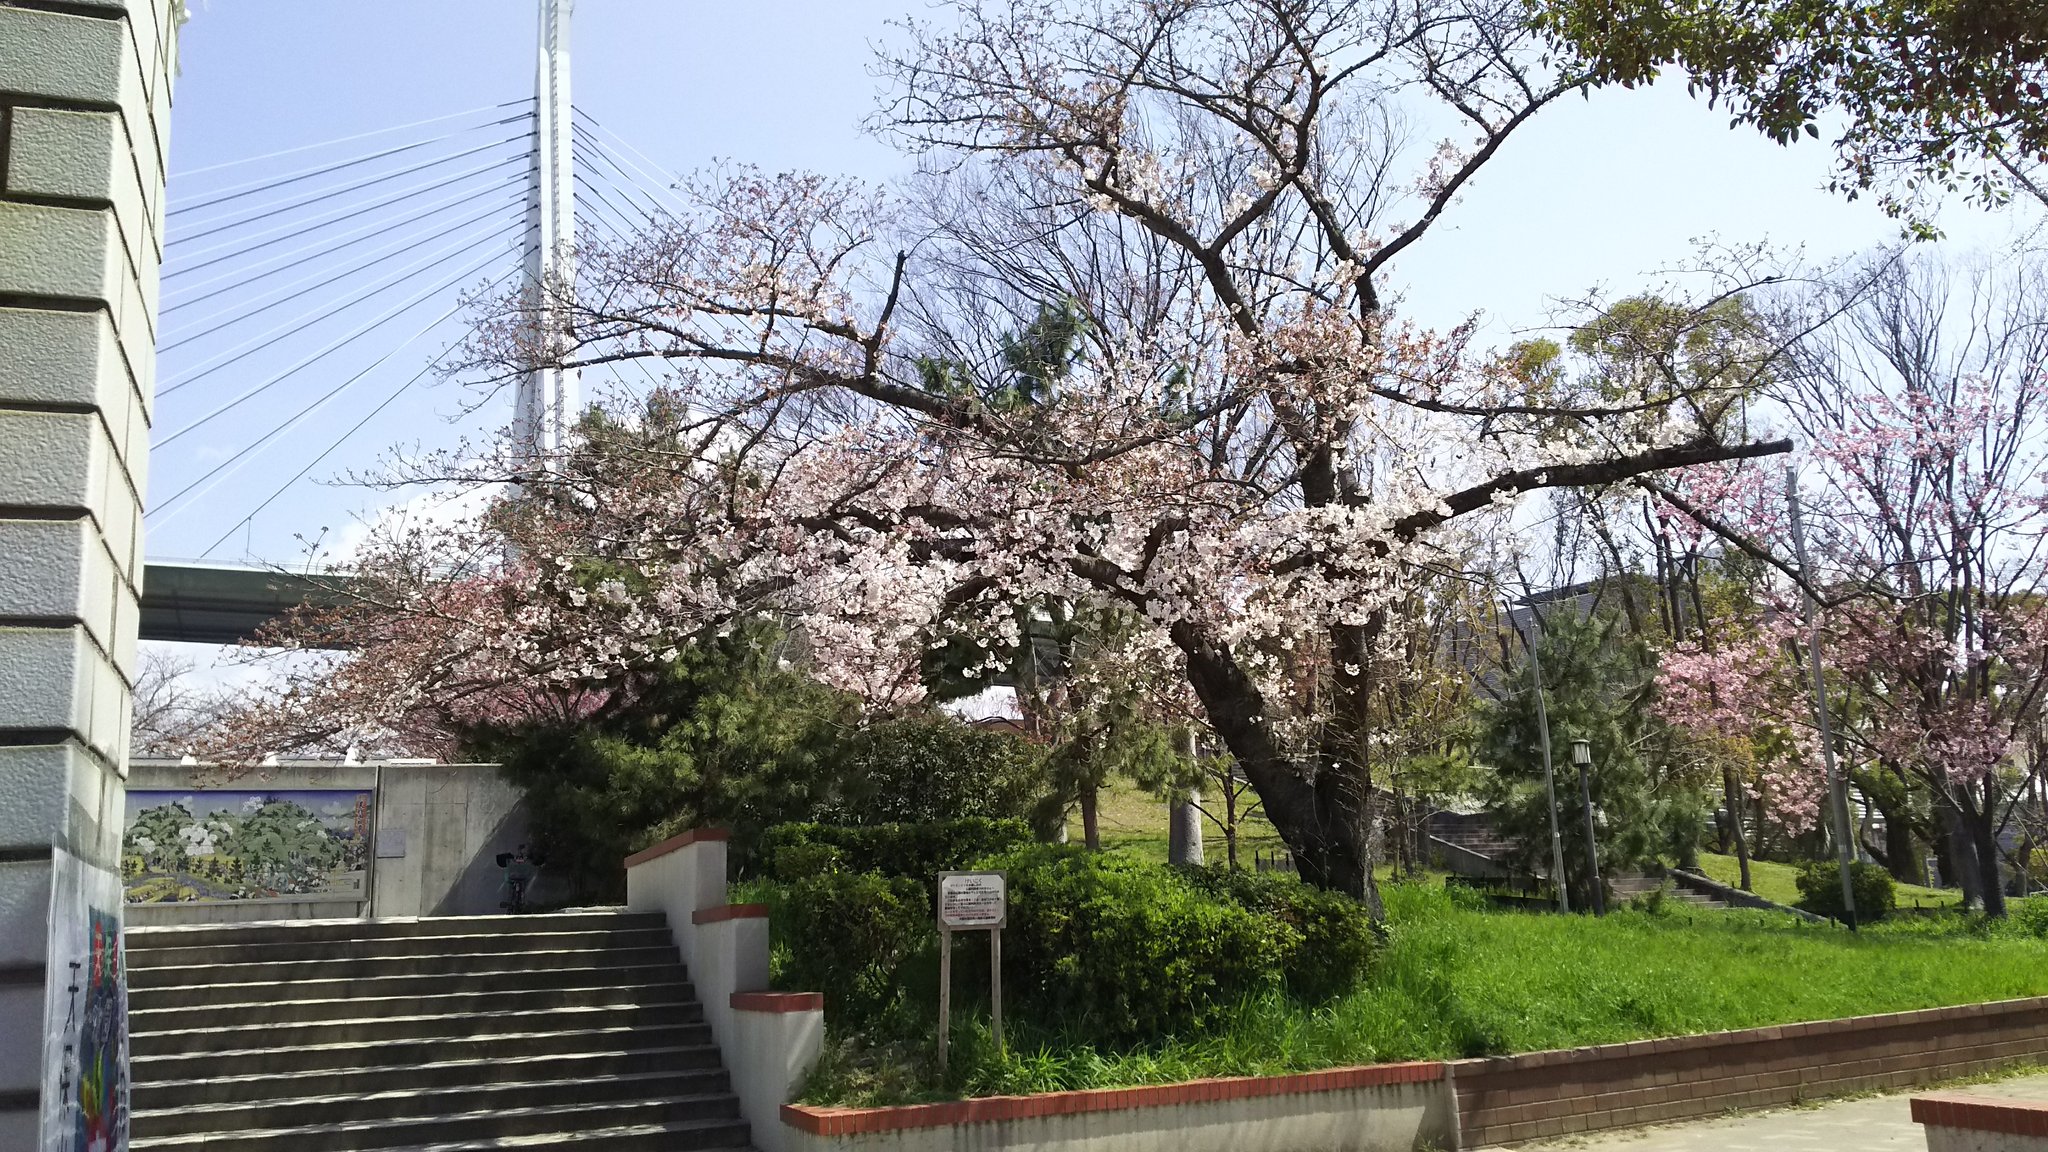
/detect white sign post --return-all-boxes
[936,871,1006,1072]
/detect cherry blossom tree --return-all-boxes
[214,0,1794,903]
[1656,249,2048,914]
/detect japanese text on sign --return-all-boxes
[938,871,1006,928]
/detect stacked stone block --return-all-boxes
[0,0,178,1144]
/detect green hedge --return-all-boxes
[761,819,1034,885]
[1796,859,1897,922]
[985,845,1295,1042]
[761,839,1383,1047]
[1180,865,1382,1001]
[774,869,931,1026]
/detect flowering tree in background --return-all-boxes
[212,0,1794,903]
[1656,250,2048,915]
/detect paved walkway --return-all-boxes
[1514,1072,2048,1150]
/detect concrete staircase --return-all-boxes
[1610,874,1729,910]
[126,910,752,1151]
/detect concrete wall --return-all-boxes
[781,1066,1455,1152]
[0,0,178,1144]
[121,760,533,924]
[371,762,537,918]
[626,831,827,1152]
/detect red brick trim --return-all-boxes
[623,827,731,869]
[780,1061,1445,1136]
[1449,996,2045,1075]
[1913,1092,2048,1137]
[1450,995,2048,1147]
[733,991,824,1013]
[692,902,769,925]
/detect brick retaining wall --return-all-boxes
[1450,996,2048,1147]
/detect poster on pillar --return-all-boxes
[39,847,128,1152]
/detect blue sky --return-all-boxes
[147,0,2037,572]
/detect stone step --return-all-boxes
[134,1001,706,1057]
[127,926,674,969]
[128,945,681,987]
[125,910,655,951]
[129,961,690,1010]
[133,1070,730,1138]
[130,1082,737,1139]
[129,1104,750,1152]
[136,975,708,1033]
[133,1048,727,1111]
[133,1023,717,1080]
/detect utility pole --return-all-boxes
[514,0,578,465]
[1786,466,1860,931]
[1521,601,1572,914]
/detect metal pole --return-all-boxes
[937,926,952,1072]
[1572,740,1606,916]
[990,927,1003,1057]
[1786,465,1859,931]
[1522,602,1572,914]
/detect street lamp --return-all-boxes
[1570,739,1606,915]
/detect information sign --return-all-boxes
[938,871,1006,928]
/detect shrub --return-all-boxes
[1179,865,1382,1000]
[986,845,1292,1042]
[823,717,1046,825]
[775,869,931,1026]
[762,819,1034,884]
[1796,859,1896,922]
[2011,897,2048,939]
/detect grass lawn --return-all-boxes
[803,882,2048,1104]
[1693,852,1963,909]
[1068,780,1291,867]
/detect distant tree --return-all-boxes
[1479,606,1668,908]
[130,648,231,759]
[1655,249,2048,916]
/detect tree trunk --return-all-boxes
[1722,764,1752,891]
[1168,618,1378,911]
[1080,786,1100,851]
[1939,792,1982,908]
[1961,784,2007,918]
[1168,790,1204,866]
[1222,772,1240,870]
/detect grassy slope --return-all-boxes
[1068,780,1290,865]
[808,882,2048,1103]
[1693,852,1963,908]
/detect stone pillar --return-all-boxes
[0,1,177,1146]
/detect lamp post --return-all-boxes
[1570,739,1606,915]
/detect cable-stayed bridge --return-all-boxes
[143,0,669,643]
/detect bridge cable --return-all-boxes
[194,259,537,559]
[165,174,529,309]
[156,218,525,421]
[169,108,537,218]
[173,98,532,180]
[169,129,536,247]
[161,193,527,350]
[158,215,528,399]
[152,241,528,525]
[165,154,531,278]
[571,110,693,214]
[558,184,672,396]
